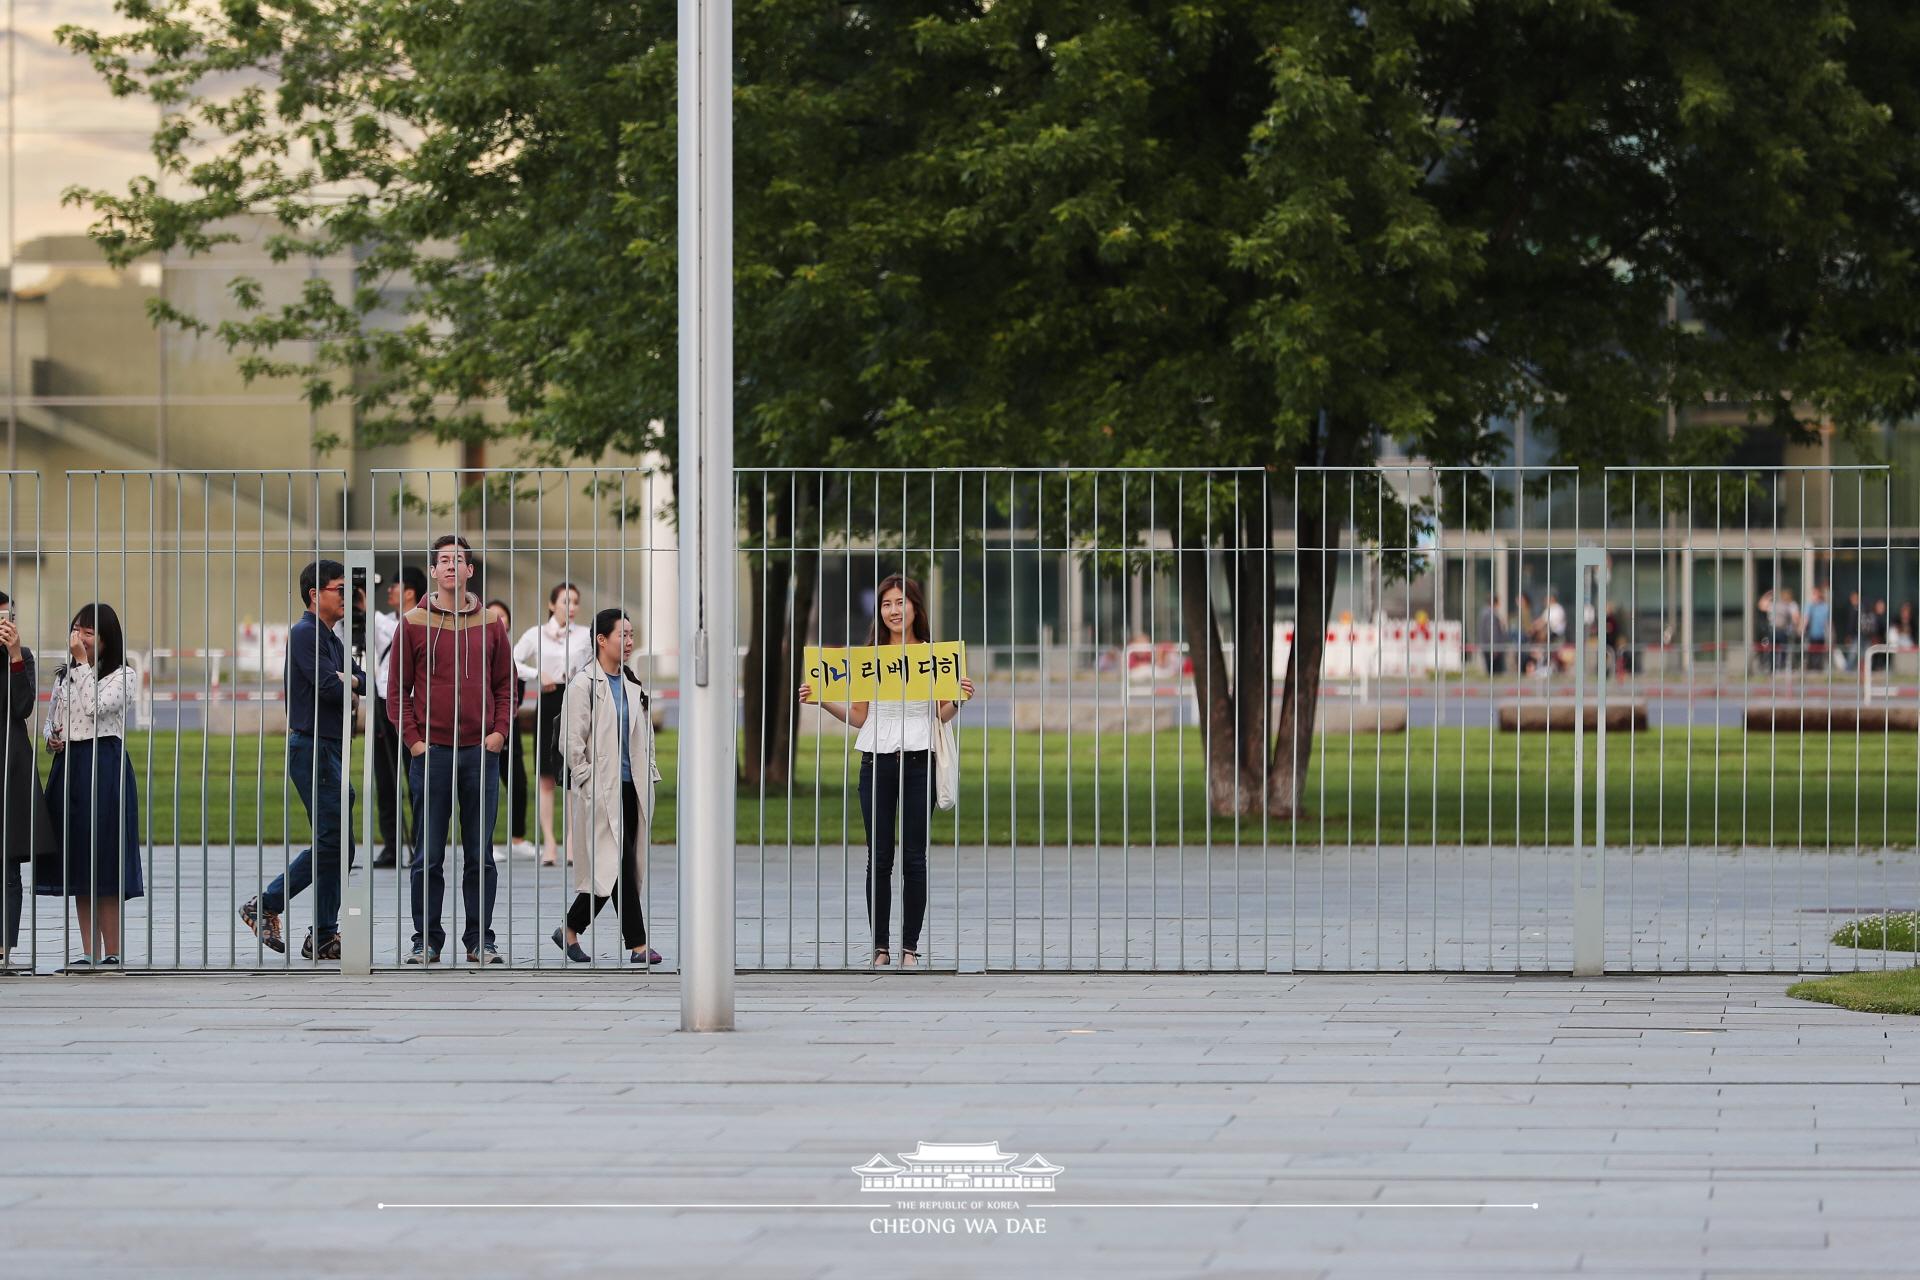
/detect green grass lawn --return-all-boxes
[97,726,1920,848]
[1787,967,1920,1015]
[748,727,1920,848]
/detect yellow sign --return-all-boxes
[803,642,968,703]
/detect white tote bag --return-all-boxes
[931,713,959,811]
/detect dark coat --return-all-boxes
[2,648,55,864]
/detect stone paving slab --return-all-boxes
[0,971,1917,1278]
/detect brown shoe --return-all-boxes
[239,899,285,954]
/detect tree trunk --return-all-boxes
[1231,520,1274,815]
[774,547,819,777]
[1179,545,1240,816]
[739,496,793,789]
[1270,496,1338,817]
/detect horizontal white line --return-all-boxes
[379,1203,873,1210]
[376,1201,1540,1211]
[1050,1203,1539,1210]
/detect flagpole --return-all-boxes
[677,0,736,1031]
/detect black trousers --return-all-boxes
[858,750,929,954]
[565,781,646,948]
[498,722,528,841]
[372,694,408,850]
[2,859,21,952]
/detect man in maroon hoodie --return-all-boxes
[387,534,515,964]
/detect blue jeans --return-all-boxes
[408,743,501,952]
[262,732,354,938]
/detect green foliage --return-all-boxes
[58,4,1920,813]
[903,0,1920,495]
[59,0,990,471]
[58,3,1920,481]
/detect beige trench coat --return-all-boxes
[559,662,660,898]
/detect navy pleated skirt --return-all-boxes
[35,737,144,900]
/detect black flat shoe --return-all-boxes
[550,927,591,964]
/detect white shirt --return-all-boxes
[372,611,399,698]
[513,619,592,687]
[46,663,136,743]
[1543,601,1567,637]
[854,697,937,755]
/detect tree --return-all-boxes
[60,1,1920,821]
[904,0,1920,815]
[60,0,997,785]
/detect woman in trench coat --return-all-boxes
[1,594,56,968]
[549,607,662,966]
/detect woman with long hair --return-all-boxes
[798,573,973,968]
[486,598,535,860]
[35,603,143,969]
[512,581,591,865]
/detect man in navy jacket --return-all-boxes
[241,559,366,960]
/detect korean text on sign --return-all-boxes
[802,642,969,702]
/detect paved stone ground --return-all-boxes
[9,843,1918,973]
[1,971,1916,1278]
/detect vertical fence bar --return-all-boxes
[1027,474,1041,970]
[1144,477,1159,971]
[1715,474,1727,975]
[949,470,961,972]
[1065,475,1076,968]
[130,477,145,970]
[260,478,274,968]
[1177,474,1187,969]
[1262,472,1273,973]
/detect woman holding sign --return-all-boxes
[798,574,972,968]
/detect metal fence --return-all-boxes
[359,466,675,971]
[1,464,1916,975]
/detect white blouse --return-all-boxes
[372,610,399,698]
[854,696,937,755]
[512,620,592,687]
[46,663,136,743]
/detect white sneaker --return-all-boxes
[512,840,537,859]
[492,845,508,863]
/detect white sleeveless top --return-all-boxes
[855,696,935,755]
